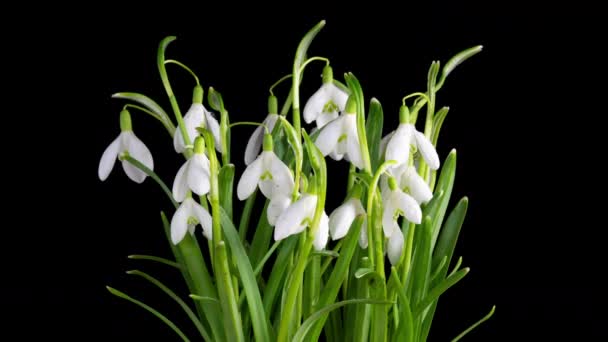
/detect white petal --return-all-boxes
[387,229,405,265]
[204,111,223,153]
[191,199,213,240]
[382,200,399,238]
[267,195,291,226]
[326,83,349,111]
[395,191,422,224]
[174,104,206,153]
[98,135,121,181]
[329,150,344,161]
[315,111,339,129]
[237,156,263,200]
[329,200,358,240]
[358,220,368,249]
[245,124,264,165]
[187,154,211,196]
[172,160,190,202]
[413,129,440,170]
[313,212,330,251]
[402,166,433,204]
[385,125,411,166]
[122,132,153,184]
[346,125,365,169]
[379,131,395,161]
[303,85,329,124]
[274,194,316,241]
[314,117,342,156]
[171,201,192,245]
[268,152,295,198]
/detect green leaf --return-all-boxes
[437,45,483,90]
[410,217,433,309]
[389,268,414,342]
[432,197,468,276]
[112,92,175,134]
[293,20,326,110]
[366,98,384,172]
[263,235,298,318]
[431,106,449,146]
[219,209,273,342]
[189,294,220,303]
[414,267,470,317]
[127,270,210,341]
[292,299,393,342]
[306,216,365,341]
[451,305,496,341]
[214,241,245,342]
[429,150,457,251]
[355,268,375,279]
[345,72,372,173]
[128,255,181,270]
[106,286,190,342]
[248,201,273,267]
[219,164,235,220]
[351,258,373,342]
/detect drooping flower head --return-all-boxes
[98,109,154,183]
[274,192,329,251]
[172,136,211,202]
[314,96,365,169]
[237,133,295,201]
[328,184,368,248]
[244,95,280,165]
[303,65,349,128]
[170,197,213,245]
[174,85,222,154]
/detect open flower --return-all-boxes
[98,110,153,184]
[381,164,433,204]
[267,194,292,226]
[382,178,422,239]
[244,114,279,165]
[314,103,364,169]
[174,103,222,154]
[172,137,211,202]
[303,65,348,128]
[275,193,329,250]
[328,197,368,248]
[237,134,294,201]
[170,198,212,245]
[387,229,405,265]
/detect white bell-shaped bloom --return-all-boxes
[98,110,153,184]
[237,151,294,201]
[314,112,364,169]
[387,229,405,265]
[382,184,422,239]
[244,114,279,165]
[274,193,329,250]
[174,103,222,153]
[267,194,292,226]
[329,198,367,241]
[380,164,433,205]
[170,198,213,245]
[172,153,211,202]
[303,65,348,128]
[382,123,439,170]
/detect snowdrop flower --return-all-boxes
[172,137,211,202]
[380,164,433,205]
[314,96,365,169]
[381,105,439,170]
[98,109,154,184]
[267,194,292,226]
[174,86,222,154]
[237,133,294,200]
[275,193,329,250]
[382,177,422,239]
[170,197,213,245]
[244,102,279,165]
[303,65,349,128]
[387,229,405,265]
[328,185,369,248]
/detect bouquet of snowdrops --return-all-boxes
[99,20,494,342]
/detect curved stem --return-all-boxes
[229,121,266,129]
[269,74,293,95]
[121,155,178,208]
[165,59,200,85]
[298,56,329,75]
[366,160,397,267]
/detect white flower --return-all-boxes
[314,112,364,169]
[98,131,153,184]
[172,153,211,202]
[170,198,213,245]
[328,198,368,248]
[267,194,292,226]
[387,229,405,265]
[381,123,440,170]
[380,164,433,204]
[382,186,422,239]
[237,150,294,201]
[303,83,349,128]
[274,193,329,250]
[244,114,279,165]
[174,103,222,153]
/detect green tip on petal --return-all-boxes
[345,95,357,113]
[192,85,204,104]
[268,95,278,114]
[263,133,273,152]
[120,109,132,131]
[194,136,206,154]
[348,183,363,200]
[322,64,334,84]
[388,176,399,191]
[399,105,410,123]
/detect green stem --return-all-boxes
[238,191,257,242]
[165,59,200,85]
[122,155,177,208]
[128,255,181,269]
[401,222,416,287]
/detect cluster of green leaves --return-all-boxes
[105,20,493,342]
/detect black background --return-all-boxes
[5,3,604,341]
